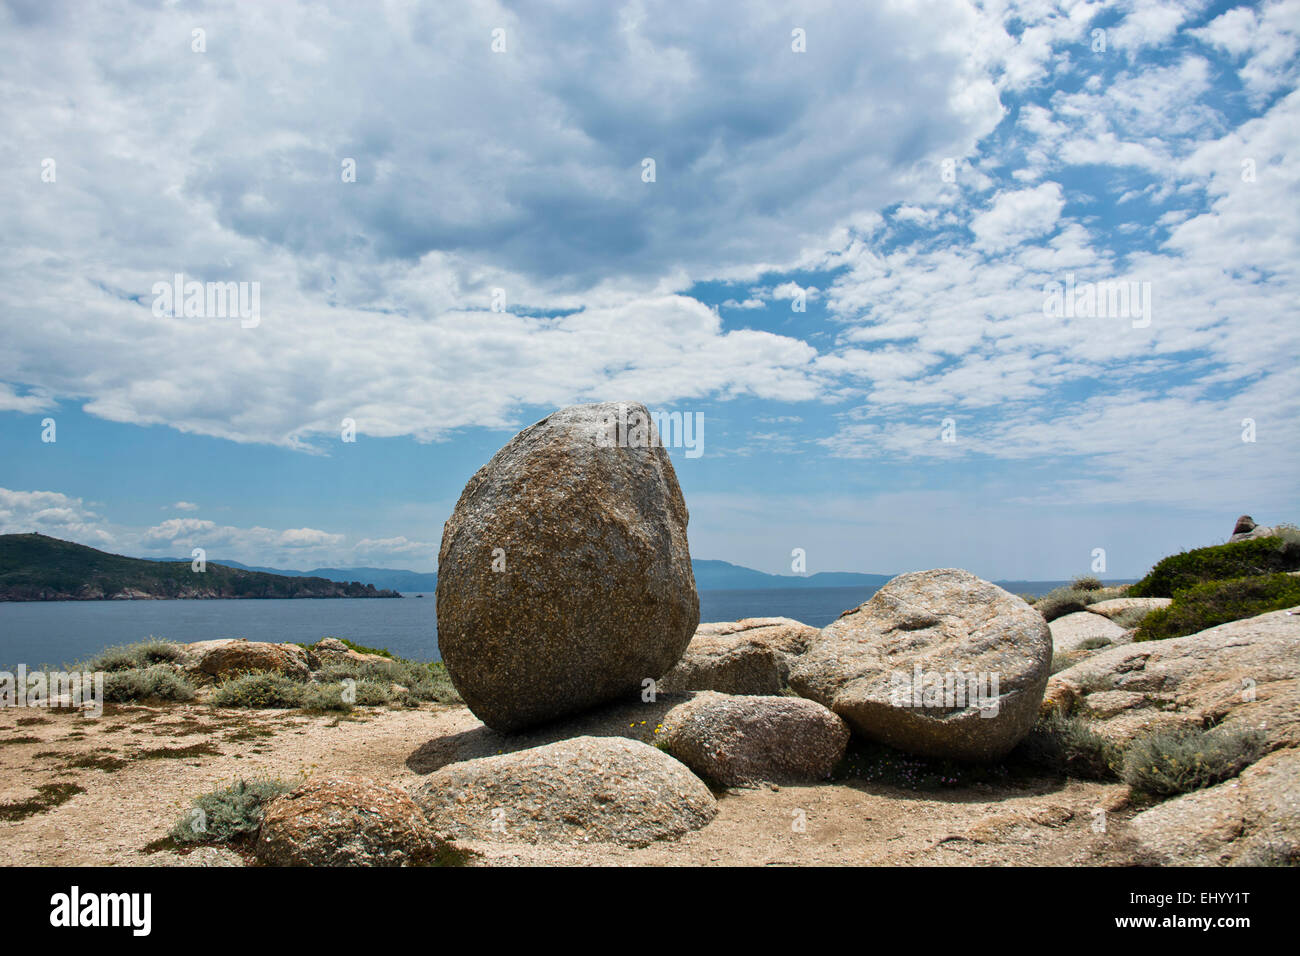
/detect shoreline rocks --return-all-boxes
[182,639,311,681]
[435,402,699,732]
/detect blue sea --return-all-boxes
[0,581,1079,668]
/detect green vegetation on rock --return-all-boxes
[1135,573,1300,642]
[1128,532,1300,598]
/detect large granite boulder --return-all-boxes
[1043,607,1300,749]
[183,639,311,681]
[256,776,437,866]
[658,617,821,695]
[1126,747,1300,866]
[410,736,716,847]
[789,569,1052,761]
[435,402,699,732]
[661,692,849,786]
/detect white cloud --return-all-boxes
[0,488,115,546]
[969,182,1065,251]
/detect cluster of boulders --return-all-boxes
[290,401,1057,859]
[245,407,1299,866]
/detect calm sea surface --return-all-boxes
[0,581,1077,668]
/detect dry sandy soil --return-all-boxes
[0,699,1146,866]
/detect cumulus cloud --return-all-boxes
[0,0,1012,447]
[969,182,1065,251]
[0,488,115,546]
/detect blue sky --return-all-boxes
[1,0,1297,579]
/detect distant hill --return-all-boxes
[0,534,402,601]
[190,560,438,593]
[689,559,893,591]
[163,556,894,593]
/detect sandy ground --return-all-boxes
[0,700,1143,866]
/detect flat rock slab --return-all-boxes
[1046,607,1300,749]
[662,692,849,787]
[1050,611,1129,652]
[410,736,717,847]
[1127,747,1300,865]
[405,691,693,775]
[1084,598,1171,620]
[790,569,1052,762]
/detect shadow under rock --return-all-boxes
[405,691,696,774]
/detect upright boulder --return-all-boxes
[789,569,1052,761]
[436,402,699,732]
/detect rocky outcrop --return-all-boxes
[435,402,699,732]
[661,692,849,787]
[658,618,820,695]
[1044,608,1300,749]
[790,569,1052,761]
[410,736,716,847]
[1049,611,1130,652]
[182,639,311,681]
[1126,747,1300,866]
[1227,514,1276,542]
[256,776,438,866]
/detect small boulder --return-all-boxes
[256,776,437,866]
[435,402,699,732]
[661,692,849,787]
[1049,611,1129,652]
[184,639,310,681]
[1228,514,1276,542]
[789,569,1052,761]
[410,736,716,847]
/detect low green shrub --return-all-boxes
[209,672,305,708]
[1034,587,1096,622]
[169,777,289,844]
[1121,725,1266,797]
[1071,575,1104,592]
[1129,535,1300,598]
[83,639,185,672]
[1135,573,1300,641]
[315,657,460,704]
[1013,713,1119,779]
[102,665,196,703]
[298,682,353,712]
